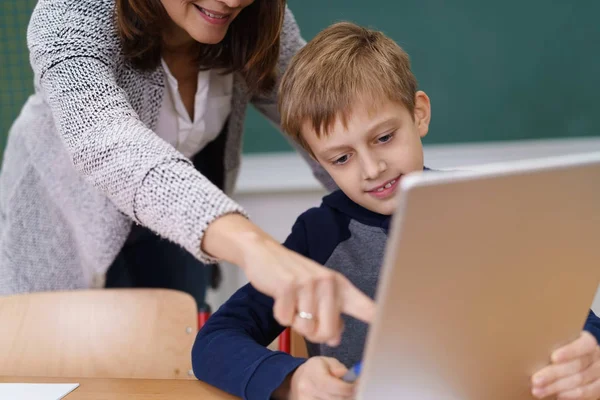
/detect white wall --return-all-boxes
[206,137,600,314]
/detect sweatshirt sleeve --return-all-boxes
[583,309,600,343]
[192,217,311,399]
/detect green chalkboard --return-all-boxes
[242,0,600,153]
[0,0,37,154]
[2,1,599,156]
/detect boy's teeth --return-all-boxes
[381,179,396,190]
[373,179,397,193]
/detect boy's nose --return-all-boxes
[361,156,386,180]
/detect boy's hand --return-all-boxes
[532,331,600,399]
[278,357,356,400]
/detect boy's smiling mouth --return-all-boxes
[366,175,401,199]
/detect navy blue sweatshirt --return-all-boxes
[192,190,600,400]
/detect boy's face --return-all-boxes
[302,92,431,215]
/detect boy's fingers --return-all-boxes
[319,373,355,398]
[533,356,593,387]
[580,359,600,387]
[533,358,600,399]
[306,358,353,399]
[553,332,598,363]
[320,358,354,397]
[556,374,600,400]
[323,357,349,378]
[338,275,376,324]
[533,367,589,398]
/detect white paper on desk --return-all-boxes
[0,383,79,400]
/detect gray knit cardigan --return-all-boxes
[0,0,333,295]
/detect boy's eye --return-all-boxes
[333,154,350,165]
[377,133,393,143]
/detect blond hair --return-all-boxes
[278,22,418,152]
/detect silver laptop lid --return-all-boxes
[357,152,600,400]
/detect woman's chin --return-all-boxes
[188,28,229,45]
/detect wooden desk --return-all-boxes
[0,376,240,400]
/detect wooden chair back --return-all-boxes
[0,289,197,379]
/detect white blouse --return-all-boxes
[155,58,233,159]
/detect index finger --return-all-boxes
[552,331,598,363]
[338,275,376,324]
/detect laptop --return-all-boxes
[356,152,600,400]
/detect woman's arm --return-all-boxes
[28,0,243,263]
[29,0,373,343]
[202,213,374,338]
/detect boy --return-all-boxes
[193,23,600,400]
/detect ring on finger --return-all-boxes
[297,311,315,320]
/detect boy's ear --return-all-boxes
[413,91,431,138]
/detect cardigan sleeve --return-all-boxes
[250,7,338,193]
[27,0,246,263]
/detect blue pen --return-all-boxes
[342,361,362,382]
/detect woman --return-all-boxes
[0,0,373,344]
